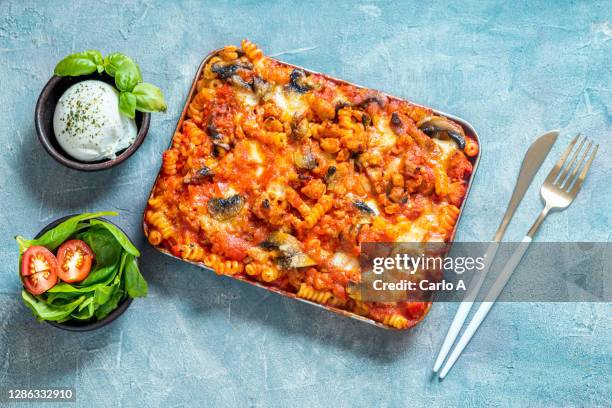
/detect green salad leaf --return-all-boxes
[89,219,140,257]
[22,291,85,322]
[133,83,167,113]
[54,50,104,76]
[78,226,122,266]
[124,254,148,297]
[16,212,147,324]
[15,211,117,254]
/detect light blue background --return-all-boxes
[0,1,610,407]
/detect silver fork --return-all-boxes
[438,134,598,379]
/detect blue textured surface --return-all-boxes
[1,1,611,407]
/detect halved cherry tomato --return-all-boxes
[56,240,95,283]
[21,246,58,295]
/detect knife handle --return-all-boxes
[432,242,499,373]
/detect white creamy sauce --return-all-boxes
[53,80,137,162]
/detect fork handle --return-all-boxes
[527,205,551,237]
[438,236,532,379]
[432,242,500,372]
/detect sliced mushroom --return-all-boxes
[354,94,386,109]
[287,69,311,93]
[353,200,375,215]
[211,61,253,79]
[252,76,271,99]
[211,61,254,90]
[228,75,252,90]
[207,194,245,221]
[184,166,214,185]
[324,166,336,183]
[293,148,318,170]
[290,115,309,140]
[417,116,466,149]
[206,121,222,140]
[260,231,317,269]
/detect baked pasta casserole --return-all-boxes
[144,40,478,329]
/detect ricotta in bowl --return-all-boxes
[53,80,137,162]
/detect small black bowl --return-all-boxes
[31,215,135,331]
[35,73,150,171]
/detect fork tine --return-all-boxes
[568,144,598,197]
[544,134,580,185]
[562,140,592,191]
[556,136,586,186]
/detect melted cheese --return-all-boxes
[236,90,259,106]
[433,138,458,161]
[330,252,360,273]
[269,86,308,116]
[372,115,397,149]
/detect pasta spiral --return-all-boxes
[383,314,410,329]
[241,39,264,64]
[204,254,243,276]
[296,283,333,304]
[145,211,174,239]
[162,149,179,176]
[302,195,333,229]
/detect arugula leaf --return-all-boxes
[103,53,133,77]
[54,50,104,76]
[124,254,147,297]
[22,291,85,322]
[15,211,117,254]
[89,219,140,257]
[119,91,136,119]
[114,59,142,92]
[133,82,167,112]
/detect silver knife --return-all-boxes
[492,130,560,241]
[433,129,559,374]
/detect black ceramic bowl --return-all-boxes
[31,215,134,331]
[35,73,150,171]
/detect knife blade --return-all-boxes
[492,130,559,241]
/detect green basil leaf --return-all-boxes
[124,254,147,297]
[15,211,117,254]
[103,53,133,77]
[54,50,103,76]
[118,92,136,119]
[133,82,167,112]
[114,59,142,92]
[89,219,140,257]
[22,291,85,321]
